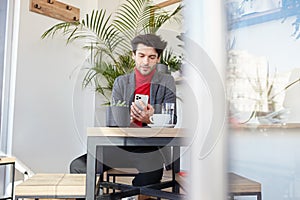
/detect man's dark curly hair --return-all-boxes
[131,34,167,57]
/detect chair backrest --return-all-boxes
[99,146,174,171]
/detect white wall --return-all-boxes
[12,0,98,173]
[98,0,122,13]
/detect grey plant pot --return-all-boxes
[106,106,130,127]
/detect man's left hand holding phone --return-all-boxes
[131,94,154,125]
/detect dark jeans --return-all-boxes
[70,146,164,186]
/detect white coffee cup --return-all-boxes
[149,114,171,126]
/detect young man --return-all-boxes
[110,33,177,184]
[70,34,177,199]
[112,34,177,127]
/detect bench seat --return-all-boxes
[15,173,86,199]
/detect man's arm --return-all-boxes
[111,75,135,107]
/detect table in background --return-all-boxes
[228,172,262,200]
[0,157,15,200]
[86,127,188,200]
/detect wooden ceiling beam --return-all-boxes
[154,0,182,9]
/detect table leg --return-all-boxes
[86,139,97,200]
[173,146,180,193]
[173,147,180,173]
[96,146,104,196]
[257,192,262,200]
[11,162,15,200]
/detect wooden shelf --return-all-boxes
[230,123,300,130]
[228,7,300,30]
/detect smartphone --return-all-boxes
[134,94,149,110]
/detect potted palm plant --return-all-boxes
[237,65,300,124]
[42,0,182,104]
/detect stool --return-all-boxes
[228,172,262,200]
[0,157,15,200]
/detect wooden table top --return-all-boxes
[0,157,15,164]
[87,127,186,138]
[228,172,261,193]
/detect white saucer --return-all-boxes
[148,124,175,128]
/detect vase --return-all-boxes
[106,106,130,127]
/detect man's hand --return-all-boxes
[131,101,154,124]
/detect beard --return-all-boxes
[137,65,155,75]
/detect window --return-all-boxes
[226,0,300,124]
[0,0,8,154]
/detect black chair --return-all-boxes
[98,147,185,200]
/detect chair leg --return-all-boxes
[106,174,110,194]
[113,175,116,193]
